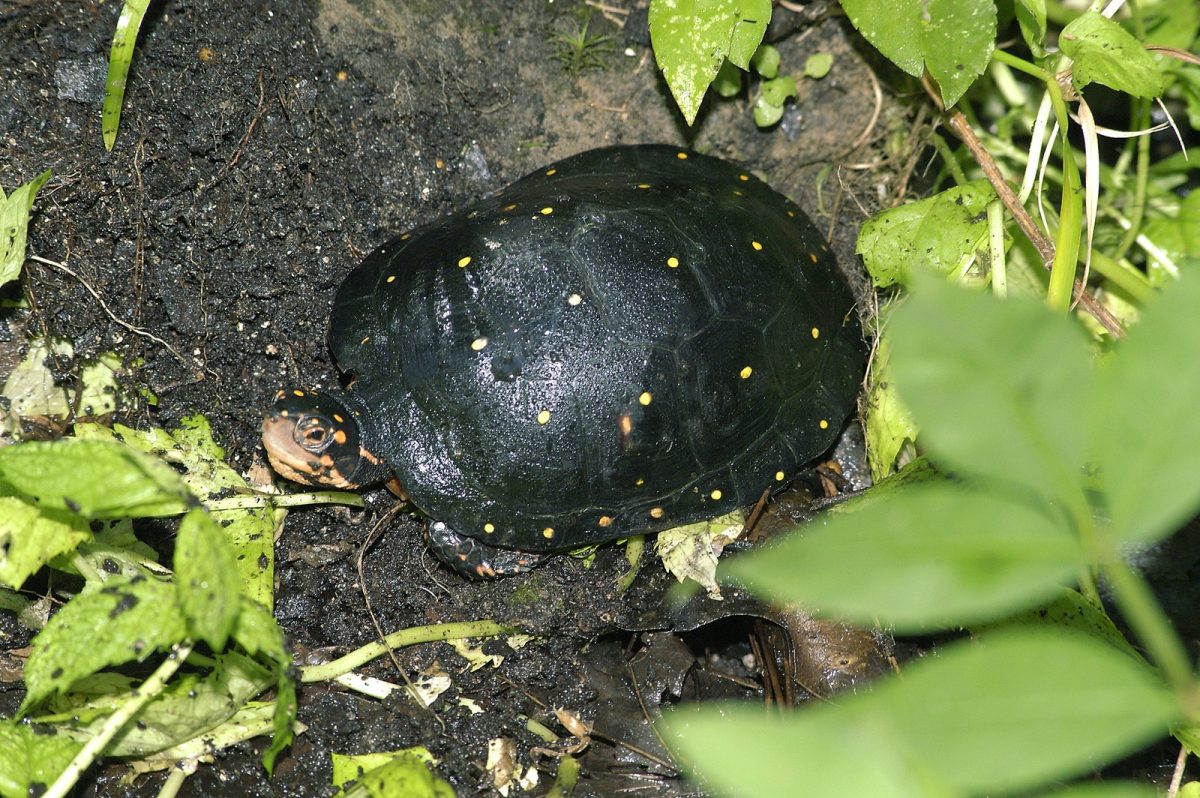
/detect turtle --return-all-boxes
[262,145,866,578]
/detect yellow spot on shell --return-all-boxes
[537,409,552,425]
[810,252,819,263]
[386,275,396,283]
[739,174,749,181]
[400,232,411,240]
[360,336,370,345]
[638,391,652,406]
[739,366,753,379]
[635,477,645,487]
[598,515,613,527]
[546,168,557,176]
[666,256,679,268]
[502,203,517,212]
[676,152,688,160]
[775,471,786,481]
[637,183,651,189]
[471,337,488,351]
[751,241,763,251]
[458,256,472,268]
[333,414,344,423]
[820,419,830,430]
[292,389,306,397]
[649,506,665,518]
[733,189,744,197]
[542,527,555,539]
[539,206,554,215]
[787,210,796,217]
[710,489,723,500]
[567,293,583,306]
[811,327,820,339]
[484,523,495,534]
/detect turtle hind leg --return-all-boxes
[426,521,548,579]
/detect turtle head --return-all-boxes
[262,389,391,489]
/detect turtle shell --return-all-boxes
[329,145,865,552]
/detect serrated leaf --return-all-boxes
[0,438,192,519]
[0,498,91,590]
[175,509,240,651]
[1089,270,1200,544]
[855,180,996,287]
[649,0,771,125]
[726,485,1084,631]
[1060,12,1167,98]
[22,574,187,710]
[0,719,83,798]
[839,0,924,76]
[889,277,1093,507]
[0,169,52,289]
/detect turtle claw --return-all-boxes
[426,521,548,579]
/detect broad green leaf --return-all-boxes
[175,509,240,651]
[1060,12,1167,98]
[0,719,83,798]
[331,748,440,788]
[856,179,995,287]
[649,0,771,125]
[0,498,90,590]
[839,0,923,76]
[234,599,295,773]
[920,0,996,107]
[1014,0,1048,57]
[1141,192,1200,273]
[712,60,743,97]
[1141,0,1200,51]
[1089,271,1200,543]
[22,574,187,710]
[839,0,994,106]
[102,0,152,150]
[882,630,1177,792]
[664,704,944,798]
[726,485,1083,631]
[0,438,192,519]
[996,588,1141,661]
[889,277,1093,507]
[1040,785,1160,798]
[0,169,52,289]
[1,338,122,420]
[331,754,455,798]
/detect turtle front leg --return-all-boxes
[426,521,548,579]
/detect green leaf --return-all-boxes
[1014,0,1047,57]
[0,719,83,798]
[888,277,1093,507]
[863,317,917,481]
[0,170,52,290]
[883,630,1177,792]
[331,748,447,796]
[712,59,743,97]
[175,509,240,651]
[920,0,996,107]
[839,0,994,106]
[1039,785,1161,798]
[1059,12,1167,98]
[664,704,943,798]
[234,599,295,773]
[22,574,187,710]
[995,588,1141,661]
[102,0,152,151]
[750,44,779,78]
[1141,0,1200,51]
[668,630,1176,797]
[0,498,91,590]
[1,339,123,420]
[1089,271,1200,544]
[649,0,771,125]
[803,52,832,79]
[855,179,995,287]
[0,438,192,519]
[726,484,1084,631]
[1141,192,1200,272]
[753,75,797,126]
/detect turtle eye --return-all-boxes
[295,416,333,452]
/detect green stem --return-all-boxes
[986,199,1007,297]
[991,49,1051,83]
[1089,250,1153,304]
[930,132,970,186]
[1114,98,1152,261]
[205,491,364,511]
[299,620,516,683]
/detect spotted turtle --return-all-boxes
[263,145,866,577]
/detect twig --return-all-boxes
[922,77,1125,338]
[196,71,268,195]
[29,254,191,364]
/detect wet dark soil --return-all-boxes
[1,1,895,795]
